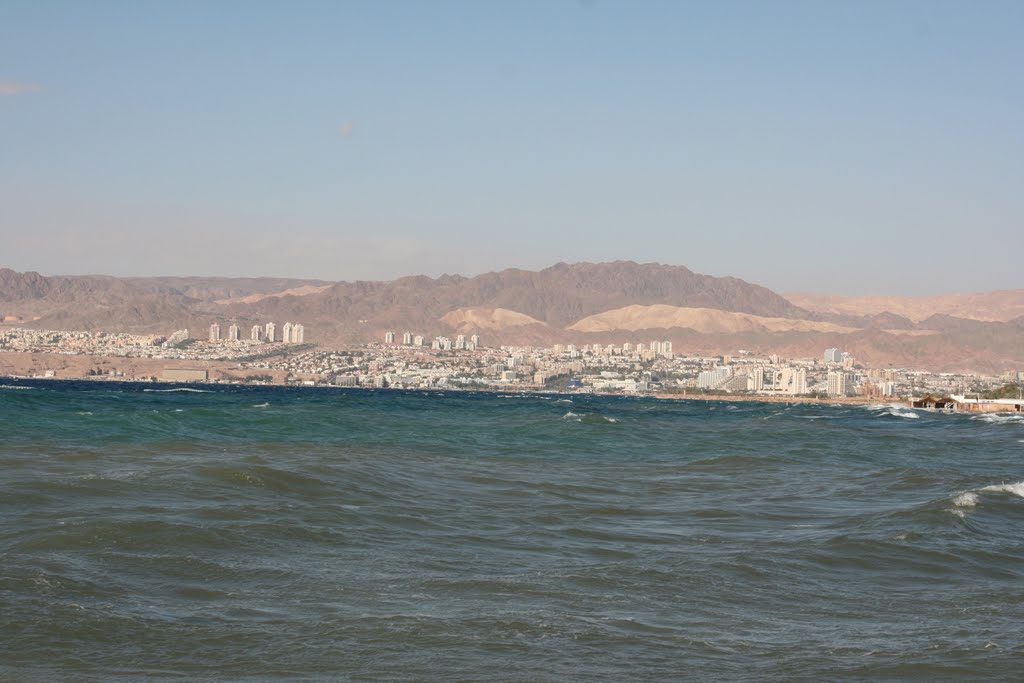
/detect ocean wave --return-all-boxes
[979,481,1024,498]
[971,413,1024,425]
[562,411,618,424]
[0,384,33,390]
[868,404,919,419]
[143,388,212,393]
[952,492,979,508]
[945,481,1024,516]
[253,402,270,408]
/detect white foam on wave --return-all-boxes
[561,411,617,424]
[952,492,979,507]
[971,413,1024,425]
[980,481,1024,498]
[872,403,919,419]
[253,402,270,408]
[143,388,211,393]
[0,384,32,390]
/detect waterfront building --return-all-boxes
[698,366,733,390]
[209,322,221,342]
[747,366,765,391]
[827,371,848,396]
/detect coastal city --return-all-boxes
[1,323,1021,408]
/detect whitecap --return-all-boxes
[877,405,919,419]
[253,402,270,408]
[143,388,211,393]
[952,492,978,507]
[979,481,1024,498]
[971,413,1024,425]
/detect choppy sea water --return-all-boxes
[2,380,1023,681]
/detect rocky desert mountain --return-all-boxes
[2,263,1022,373]
[787,290,1024,323]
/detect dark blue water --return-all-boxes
[2,380,1023,680]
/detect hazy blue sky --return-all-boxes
[2,0,1021,294]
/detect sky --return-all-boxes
[1,0,1021,295]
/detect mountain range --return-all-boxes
[2,263,1022,374]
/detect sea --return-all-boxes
[2,379,1023,681]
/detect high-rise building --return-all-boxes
[282,322,293,343]
[292,324,305,344]
[265,322,276,342]
[455,335,466,350]
[251,325,262,341]
[747,366,765,391]
[227,324,240,341]
[661,341,673,358]
[402,331,412,345]
[650,341,661,356]
[824,348,843,363]
[384,330,395,344]
[209,322,221,341]
[793,368,808,395]
[413,335,424,346]
[827,371,848,396]
[698,366,733,389]
[469,334,480,348]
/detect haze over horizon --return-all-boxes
[2,1,1021,296]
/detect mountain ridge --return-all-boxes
[2,262,1022,373]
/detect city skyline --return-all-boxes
[2,1,1022,295]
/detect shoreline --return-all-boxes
[1,372,892,407]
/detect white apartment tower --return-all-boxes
[384,331,395,344]
[470,334,480,348]
[455,335,466,350]
[251,325,262,341]
[747,366,765,391]
[227,324,240,341]
[402,331,412,345]
[209,322,221,342]
[265,322,276,342]
[282,323,293,344]
[827,371,848,396]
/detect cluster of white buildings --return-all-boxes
[384,331,481,351]
[210,321,305,344]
